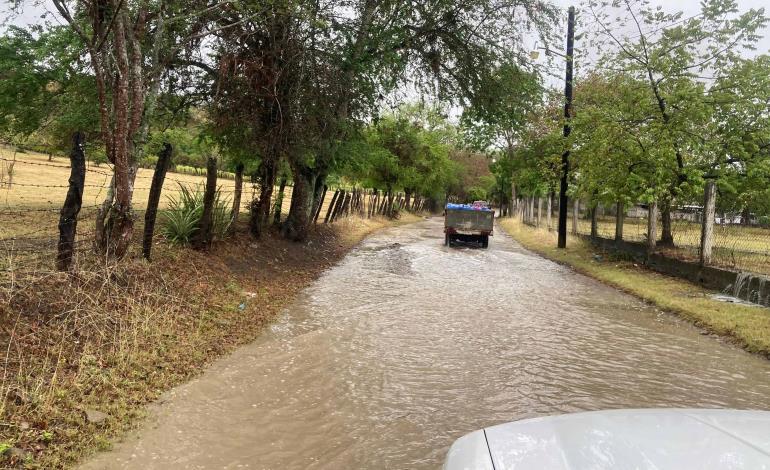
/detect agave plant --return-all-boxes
[161,184,232,244]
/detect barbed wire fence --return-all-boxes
[0,146,427,282]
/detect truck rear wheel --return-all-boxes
[481,235,489,248]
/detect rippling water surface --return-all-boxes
[82,218,770,469]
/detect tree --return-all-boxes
[461,62,543,211]
[0,25,98,156]
[24,0,238,257]
[276,0,559,240]
[588,0,767,245]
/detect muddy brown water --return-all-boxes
[81,218,770,470]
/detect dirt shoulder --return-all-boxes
[499,218,770,358]
[0,214,420,469]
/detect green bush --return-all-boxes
[140,155,159,169]
[161,184,232,244]
[89,148,108,166]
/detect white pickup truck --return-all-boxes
[444,409,770,469]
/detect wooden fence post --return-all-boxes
[324,189,339,223]
[56,132,86,271]
[615,201,624,241]
[142,142,172,260]
[231,162,244,224]
[193,156,217,250]
[340,191,351,217]
[700,180,716,266]
[331,189,346,222]
[313,185,327,224]
[590,203,598,239]
[546,194,553,231]
[647,200,658,254]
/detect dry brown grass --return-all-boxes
[500,218,770,358]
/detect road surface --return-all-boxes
[81,217,770,469]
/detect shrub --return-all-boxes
[140,155,159,169]
[90,149,108,166]
[161,184,232,244]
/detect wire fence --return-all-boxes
[0,147,424,280]
[518,194,770,277]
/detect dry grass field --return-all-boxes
[0,146,341,240]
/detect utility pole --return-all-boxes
[557,6,575,249]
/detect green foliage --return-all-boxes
[338,104,461,202]
[88,146,109,166]
[498,0,770,223]
[161,185,232,245]
[0,25,98,152]
[148,128,215,169]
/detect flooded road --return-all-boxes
[83,218,770,469]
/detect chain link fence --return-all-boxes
[518,192,770,276]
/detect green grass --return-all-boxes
[500,218,770,357]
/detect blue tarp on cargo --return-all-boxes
[446,203,492,212]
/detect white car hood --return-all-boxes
[446,409,770,470]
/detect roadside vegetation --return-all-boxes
[500,219,770,357]
[0,0,554,467]
[1,0,768,466]
[468,1,770,277]
[0,214,419,468]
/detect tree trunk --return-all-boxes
[660,200,674,246]
[404,190,412,212]
[282,169,316,241]
[142,142,172,261]
[590,204,598,239]
[273,176,287,225]
[647,200,658,254]
[104,9,135,260]
[193,156,218,250]
[511,182,516,218]
[537,197,542,228]
[547,194,552,231]
[94,175,115,253]
[231,163,244,224]
[249,159,277,237]
[741,207,751,226]
[700,181,716,266]
[615,201,624,242]
[57,132,86,272]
